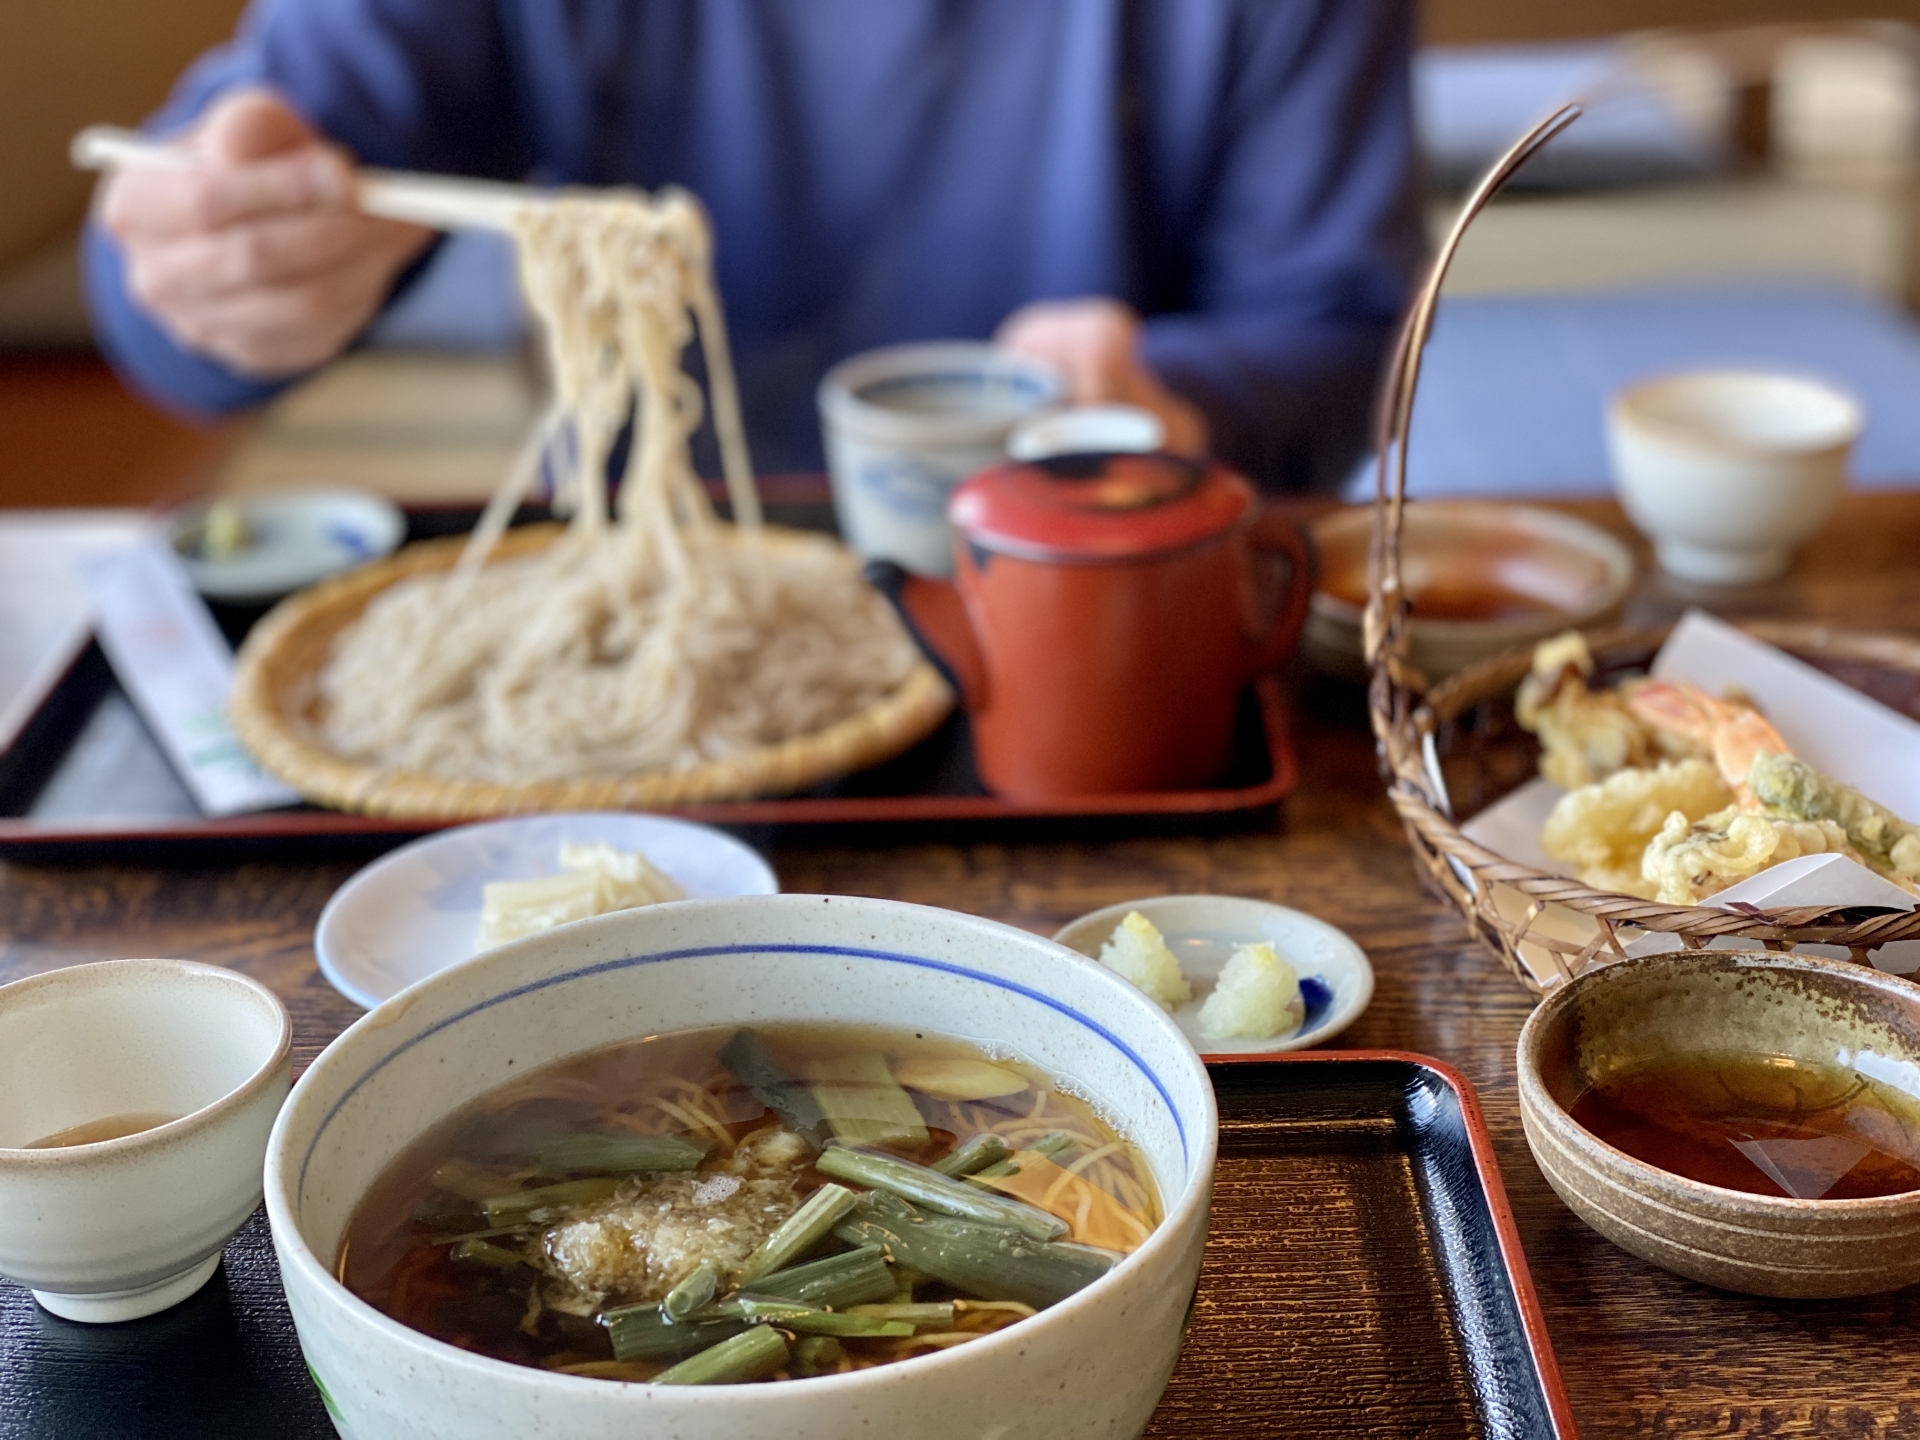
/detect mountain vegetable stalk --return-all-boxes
[663,1259,722,1320]
[534,1132,711,1178]
[816,1146,1069,1241]
[653,1325,791,1385]
[736,1183,858,1284]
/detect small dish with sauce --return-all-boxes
[0,958,291,1321]
[1303,501,1634,682]
[1518,949,1920,1297]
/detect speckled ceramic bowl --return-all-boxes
[0,959,291,1321]
[1518,950,1920,1298]
[266,894,1217,1440]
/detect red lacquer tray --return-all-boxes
[0,486,1298,861]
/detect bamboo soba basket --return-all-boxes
[229,524,955,818]
[1365,106,1920,995]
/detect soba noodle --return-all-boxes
[318,189,918,784]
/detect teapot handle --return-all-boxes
[1244,507,1316,673]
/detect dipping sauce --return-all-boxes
[23,1112,180,1149]
[1569,1054,1920,1201]
[1320,570,1567,622]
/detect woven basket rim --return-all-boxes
[229,523,955,818]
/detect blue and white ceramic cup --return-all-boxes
[818,342,1063,577]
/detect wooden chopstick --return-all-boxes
[70,124,539,233]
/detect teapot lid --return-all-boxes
[948,453,1253,562]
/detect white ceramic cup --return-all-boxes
[818,341,1064,576]
[267,893,1216,1440]
[1607,370,1862,584]
[0,959,291,1322]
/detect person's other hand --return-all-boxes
[97,88,433,378]
[994,297,1209,456]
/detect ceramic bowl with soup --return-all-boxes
[1519,949,1920,1298]
[1304,501,1634,682]
[266,894,1216,1439]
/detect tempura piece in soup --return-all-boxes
[1542,759,1734,899]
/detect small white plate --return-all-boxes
[1053,894,1374,1055]
[315,812,779,1009]
[169,489,406,602]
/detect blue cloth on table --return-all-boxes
[1348,282,1920,500]
[82,0,1424,491]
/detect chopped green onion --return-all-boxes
[844,1302,956,1326]
[653,1325,790,1385]
[817,1146,1067,1242]
[535,1132,710,1178]
[736,1184,858,1284]
[482,1175,621,1226]
[738,1244,896,1309]
[804,1053,929,1147]
[719,1029,831,1145]
[663,1259,722,1321]
[451,1238,528,1270]
[835,1194,1114,1310]
[931,1133,1011,1177]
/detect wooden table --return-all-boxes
[4,491,1920,1437]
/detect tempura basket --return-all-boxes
[1363,107,1920,996]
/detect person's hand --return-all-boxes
[994,297,1209,456]
[96,88,433,378]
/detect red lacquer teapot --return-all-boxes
[868,451,1311,801]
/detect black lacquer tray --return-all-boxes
[0,1055,1574,1439]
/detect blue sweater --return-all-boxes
[84,0,1423,489]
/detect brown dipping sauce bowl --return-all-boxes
[868,452,1310,801]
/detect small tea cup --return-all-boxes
[818,341,1063,576]
[1607,369,1862,585]
[0,959,291,1322]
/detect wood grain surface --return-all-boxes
[4,492,1920,1437]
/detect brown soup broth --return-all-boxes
[1569,1053,1920,1200]
[340,1023,1157,1381]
